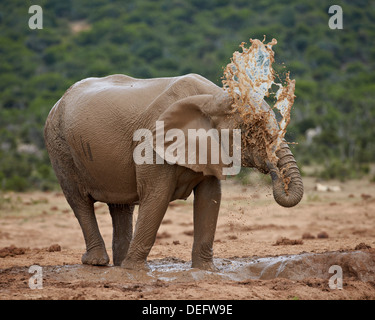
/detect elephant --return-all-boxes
[44,73,303,271]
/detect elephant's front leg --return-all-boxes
[192,176,221,271]
[121,193,171,270]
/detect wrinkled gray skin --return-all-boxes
[44,74,303,271]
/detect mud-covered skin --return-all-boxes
[44,73,303,270]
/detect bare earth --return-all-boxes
[1,175,375,300]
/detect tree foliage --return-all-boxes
[0,0,374,189]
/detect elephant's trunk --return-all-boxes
[266,143,304,208]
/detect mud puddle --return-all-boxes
[25,250,375,285]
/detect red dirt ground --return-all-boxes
[1,176,375,300]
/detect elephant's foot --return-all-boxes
[121,257,150,271]
[192,259,219,272]
[112,255,126,267]
[82,247,109,266]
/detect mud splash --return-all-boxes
[222,37,295,166]
[43,250,375,284]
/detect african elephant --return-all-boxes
[44,73,303,271]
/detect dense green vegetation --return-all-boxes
[0,0,374,190]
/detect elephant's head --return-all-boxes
[152,90,303,208]
[233,95,304,208]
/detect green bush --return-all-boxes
[319,159,370,182]
[4,175,28,192]
[0,0,374,191]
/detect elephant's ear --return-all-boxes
[152,94,229,179]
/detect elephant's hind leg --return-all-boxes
[45,128,109,266]
[108,204,134,266]
[69,195,109,266]
[50,158,109,265]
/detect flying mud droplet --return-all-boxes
[222,37,296,168]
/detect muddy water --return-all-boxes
[222,38,296,165]
[45,250,375,284]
